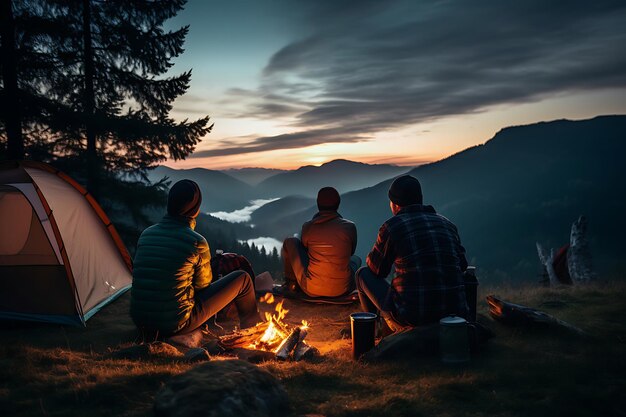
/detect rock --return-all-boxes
[166,328,204,349]
[362,324,440,362]
[202,339,225,355]
[154,360,290,417]
[110,342,182,360]
[184,348,210,362]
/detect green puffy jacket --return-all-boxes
[130,215,212,334]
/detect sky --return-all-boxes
[163,0,626,170]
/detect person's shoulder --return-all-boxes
[188,228,208,244]
[337,215,356,227]
[301,218,314,233]
[429,211,460,233]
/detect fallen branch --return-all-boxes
[486,295,587,336]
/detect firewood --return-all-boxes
[219,322,270,348]
[293,340,319,361]
[225,348,276,364]
[275,327,301,360]
[486,295,587,336]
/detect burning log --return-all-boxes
[219,322,270,349]
[275,327,301,360]
[293,340,318,361]
[292,326,316,361]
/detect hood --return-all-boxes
[310,210,342,225]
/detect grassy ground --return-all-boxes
[1,282,625,416]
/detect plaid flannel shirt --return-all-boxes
[366,204,469,325]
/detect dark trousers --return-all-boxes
[355,266,405,329]
[282,237,361,295]
[178,270,259,334]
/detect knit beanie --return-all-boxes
[317,186,341,211]
[167,179,202,218]
[388,175,423,207]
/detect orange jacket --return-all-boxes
[301,211,357,297]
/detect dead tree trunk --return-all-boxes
[568,216,595,284]
[536,242,560,286]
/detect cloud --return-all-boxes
[239,237,283,253]
[209,0,626,155]
[208,198,278,223]
[191,126,370,157]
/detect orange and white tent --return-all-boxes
[0,161,132,325]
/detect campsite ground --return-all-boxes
[1,282,625,417]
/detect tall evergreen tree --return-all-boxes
[44,0,211,195]
[0,0,67,161]
[0,0,23,159]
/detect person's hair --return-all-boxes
[388,175,423,207]
[317,186,341,211]
[167,179,202,218]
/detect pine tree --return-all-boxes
[0,0,22,159]
[42,0,212,196]
[0,0,68,160]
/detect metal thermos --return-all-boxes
[350,312,377,360]
[464,266,479,322]
[439,315,470,364]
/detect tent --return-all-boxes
[0,161,132,326]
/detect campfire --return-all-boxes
[218,293,317,361]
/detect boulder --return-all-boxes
[154,360,290,417]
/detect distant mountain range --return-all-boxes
[223,167,287,186]
[338,115,626,281]
[147,166,257,212]
[149,159,411,211]
[149,115,626,282]
[255,159,409,198]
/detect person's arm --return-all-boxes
[300,220,311,248]
[193,238,213,290]
[454,226,468,272]
[365,223,394,278]
[350,222,357,255]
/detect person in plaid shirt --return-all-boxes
[356,175,469,329]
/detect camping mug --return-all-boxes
[464,266,479,322]
[350,312,377,359]
[439,315,470,364]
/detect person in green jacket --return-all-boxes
[131,179,260,335]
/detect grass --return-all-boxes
[1,282,625,416]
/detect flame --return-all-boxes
[249,300,290,352]
[259,293,275,304]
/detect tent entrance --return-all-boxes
[0,186,58,266]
